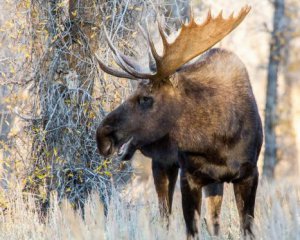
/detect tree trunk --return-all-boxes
[0,86,13,189]
[276,1,299,178]
[263,0,285,179]
[25,0,107,210]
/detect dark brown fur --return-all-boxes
[96,48,263,238]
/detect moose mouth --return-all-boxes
[115,137,136,161]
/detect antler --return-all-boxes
[96,5,251,81]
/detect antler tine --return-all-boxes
[157,21,169,50]
[217,10,223,19]
[96,26,153,80]
[103,26,155,79]
[106,29,145,72]
[138,23,157,71]
[148,50,157,71]
[103,27,140,77]
[119,51,142,71]
[145,20,161,62]
[242,5,251,15]
[229,11,234,19]
[206,8,212,22]
[95,54,137,80]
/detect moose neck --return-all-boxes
[169,48,254,153]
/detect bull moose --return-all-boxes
[96,5,262,239]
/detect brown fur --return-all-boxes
[96,48,263,238]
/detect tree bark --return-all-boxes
[263,0,285,179]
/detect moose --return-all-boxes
[96,5,262,239]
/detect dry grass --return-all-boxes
[0,179,299,240]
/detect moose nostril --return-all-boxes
[96,125,115,156]
[103,143,110,154]
[96,134,113,156]
[103,140,113,156]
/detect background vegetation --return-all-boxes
[0,0,299,239]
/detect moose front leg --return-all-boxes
[233,169,259,238]
[203,183,224,236]
[152,160,178,219]
[180,170,202,239]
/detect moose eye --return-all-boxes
[138,96,153,109]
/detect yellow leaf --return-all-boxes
[72,10,77,17]
[9,65,15,74]
[53,147,58,156]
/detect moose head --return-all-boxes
[96,6,251,162]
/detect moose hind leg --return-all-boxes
[152,161,178,219]
[233,168,259,237]
[203,183,224,236]
[180,171,202,239]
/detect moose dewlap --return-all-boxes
[96,5,262,239]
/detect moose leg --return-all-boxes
[152,160,178,218]
[203,183,224,236]
[166,164,179,214]
[180,170,202,239]
[233,169,259,237]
